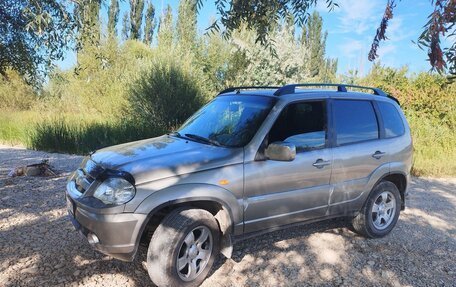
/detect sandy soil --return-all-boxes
[1,145,455,286]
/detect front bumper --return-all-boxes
[66,184,147,262]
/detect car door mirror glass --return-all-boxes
[265,142,296,161]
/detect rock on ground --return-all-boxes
[0,145,455,286]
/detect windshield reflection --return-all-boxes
[177,95,277,148]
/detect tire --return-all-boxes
[352,181,401,238]
[147,208,220,287]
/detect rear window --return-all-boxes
[333,100,379,145]
[378,101,405,138]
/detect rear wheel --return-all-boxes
[147,208,220,287]
[352,181,401,238]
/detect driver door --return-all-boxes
[243,100,332,233]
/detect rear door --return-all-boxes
[329,99,388,213]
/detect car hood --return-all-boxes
[90,135,244,185]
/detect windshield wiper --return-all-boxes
[184,133,223,147]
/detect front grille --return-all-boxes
[73,159,103,194]
[74,169,94,193]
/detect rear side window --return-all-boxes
[333,100,379,145]
[378,101,405,138]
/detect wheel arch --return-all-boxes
[134,184,240,259]
[380,172,408,210]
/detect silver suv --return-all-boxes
[66,84,412,287]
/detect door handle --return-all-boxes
[372,151,386,159]
[312,159,331,169]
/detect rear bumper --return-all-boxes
[66,194,147,262]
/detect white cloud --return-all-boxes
[385,16,416,42]
[339,39,364,58]
[334,0,384,35]
[377,44,397,58]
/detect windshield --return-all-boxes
[177,95,277,147]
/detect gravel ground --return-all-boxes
[0,145,455,287]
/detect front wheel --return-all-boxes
[352,181,401,238]
[147,208,220,287]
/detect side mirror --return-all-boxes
[265,142,296,161]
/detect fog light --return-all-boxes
[87,233,99,244]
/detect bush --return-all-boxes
[0,70,36,110]
[28,117,166,154]
[126,57,207,131]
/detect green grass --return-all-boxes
[28,117,166,154]
[0,112,165,153]
[407,111,456,177]
[0,111,38,145]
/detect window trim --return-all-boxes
[372,100,386,139]
[330,98,381,147]
[376,100,406,139]
[259,99,330,155]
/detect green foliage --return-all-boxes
[0,111,39,145]
[225,16,337,86]
[0,70,36,110]
[176,0,198,49]
[129,0,145,40]
[126,56,207,130]
[75,0,101,49]
[302,12,325,77]
[0,0,75,84]
[121,12,130,40]
[46,39,153,115]
[29,117,165,154]
[144,2,156,45]
[157,5,174,51]
[203,0,338,47]
[108,0,120,36]
[301,12,338,82]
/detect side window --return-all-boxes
[268,101,327,152]
[378,101,405,138]
[333,100,379,145]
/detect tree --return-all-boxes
[75,0,102,49]
[144,2,156,45]
[157,5,174,50]
[0,0,75,85]
[199,0,456,77]
[301,11,327,78]
[122,12,130,40]
[129,0,145,40]
[176,0,198,48]
[108,0,120,36]
[225,18,335,86]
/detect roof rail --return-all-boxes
[218,86,281,95]
[273,83,387,97]
[216,83,399,104]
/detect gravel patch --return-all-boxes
[1,145,455,286]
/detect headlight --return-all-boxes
[93,177,135,205]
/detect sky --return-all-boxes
[56,0,444,76]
